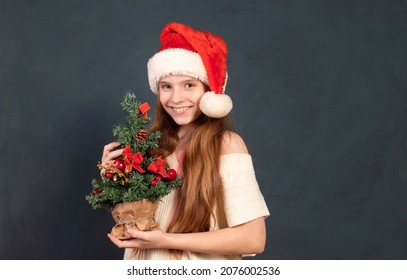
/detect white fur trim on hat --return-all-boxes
[147,48,208,94]
[199,91,233,118]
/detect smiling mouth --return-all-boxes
[171,106,191,113]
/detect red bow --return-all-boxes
[138,102,150,119]
[147,156,169,178]
[122,145,145,174]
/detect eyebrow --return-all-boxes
[159,78,199,84]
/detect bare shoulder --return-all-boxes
[221,131,249,155]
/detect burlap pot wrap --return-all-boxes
[111,199,159,240]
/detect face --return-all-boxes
[158,75,206,127]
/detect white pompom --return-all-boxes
[199,91,233,118]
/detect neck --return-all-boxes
[177,123,195,141]
[175,124,195,165]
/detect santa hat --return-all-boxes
[147,22,233,118]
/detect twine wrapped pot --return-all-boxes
[111,199,159,240]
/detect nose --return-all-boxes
[170,86,185,103]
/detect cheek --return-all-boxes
[191,91,205,104]
[158,93,168,105]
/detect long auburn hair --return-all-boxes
[149,99,233,255]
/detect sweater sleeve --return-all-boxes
[220,153,270,227]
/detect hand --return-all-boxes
[101,142,123,165]
[107,229,169,249]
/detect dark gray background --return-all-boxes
[1,0,406,260]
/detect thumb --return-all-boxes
[127,228,145,239]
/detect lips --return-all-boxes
[171,106,191,113]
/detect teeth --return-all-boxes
[173,107,189,113]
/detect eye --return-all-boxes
[185,83,196,88]
[159,83,171,90]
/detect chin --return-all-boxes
[172,115,199,126]
[174,119,193,126]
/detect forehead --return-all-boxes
[159,75,199,83]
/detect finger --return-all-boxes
[107,233,126,248]
[107,233,120,244]
[102,142,121,157]
[127,229,146,240]
[101,142,122,162]
[107,233,143,248]
[102,149,124,164]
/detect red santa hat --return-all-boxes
[147,22,233,118]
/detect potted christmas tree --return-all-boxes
[86,92,181,240]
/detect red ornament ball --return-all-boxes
[92,188,102,195]
[150,179,157,186]
[167,169,177,181]
[105,172,114,179]
[113,159,125,171]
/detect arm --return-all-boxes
[107,132,268,255]
[108,217,266,255]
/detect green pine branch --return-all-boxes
[85,92,182,211]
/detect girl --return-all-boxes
[102,22,270,260]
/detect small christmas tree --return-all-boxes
[86,92,181,211]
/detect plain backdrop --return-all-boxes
[1,0,406,259]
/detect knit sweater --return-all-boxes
[123,153,270,260]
